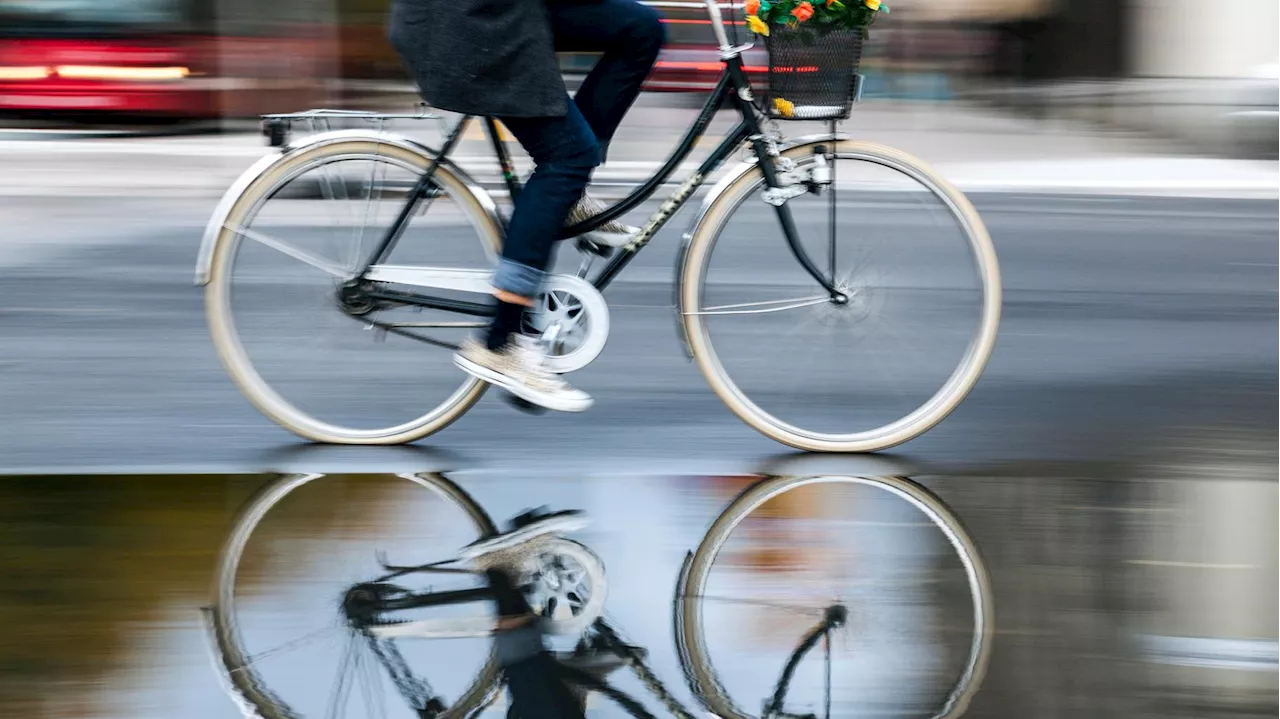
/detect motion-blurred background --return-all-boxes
[0,0,1276,156]
[0,3,1275,719]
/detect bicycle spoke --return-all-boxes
[355,154,388,270]
[227,223,350,277]
[683,594,827,615]
[357,644,389,719]
[687,295,829,316]
[316,157,356,272]
[325,634,360,719]
[237,624,344,670]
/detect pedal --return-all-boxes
[504,393,548,415]
[575,237,613,258]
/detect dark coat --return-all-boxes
[387,0,568,118]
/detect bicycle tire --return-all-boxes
[679,140,1002,453]
[205,138,502,444]
[208,472,502,719]
[675,474,994,719]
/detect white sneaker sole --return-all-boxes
[453,354,593,413]
[457,514,591,562]
[583,229,638,248]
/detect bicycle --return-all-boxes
[204,470,994,719]
[194,0,1001,452]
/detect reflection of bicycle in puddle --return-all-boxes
[204,471,993,719]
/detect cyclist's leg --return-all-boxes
[490,102,599,311]
[546,0,664,161]
[453,101,597,412]
[487,568,586,719]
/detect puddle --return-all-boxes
[0,435,1274,719]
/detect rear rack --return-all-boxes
[260,104,450,147]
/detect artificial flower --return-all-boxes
[791,2,814,21]
[773,97,795,118]
[746,14,770,35]
[865,0,881,9]
[745,0,760,15]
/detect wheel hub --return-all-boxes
[337,281,377,316]
[816,276,876,325]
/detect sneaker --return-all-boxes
[454,335,593,413]
[565,192,640,248]
[458,508,589,566]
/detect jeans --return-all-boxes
[488,569,586,719]
[491,0,664,298]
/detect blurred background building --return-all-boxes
[0,0,1275,154]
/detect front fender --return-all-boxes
[671,132,849,357]
[193,129,494,286]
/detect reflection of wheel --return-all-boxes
[676,474,994,719]
[680,140,1001,452]
[208,472,501,719]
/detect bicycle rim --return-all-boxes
[206,140,501,444]
[209,472,501,719]
[681,141,1001,452]
[676,474,994,719]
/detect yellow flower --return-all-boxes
[773,97,795,118]
[746,14,770,35]
[865,0,881,9]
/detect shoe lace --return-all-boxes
[510,336,574,391]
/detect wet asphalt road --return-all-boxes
[0,192,1276,719]
[0,193,1275,473]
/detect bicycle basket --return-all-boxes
[765,25,863,121]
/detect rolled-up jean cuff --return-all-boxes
[492,258,545,297]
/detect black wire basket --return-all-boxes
[764,26,864,121]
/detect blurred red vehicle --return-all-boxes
[559,1,768,93]
[0,0,328,120]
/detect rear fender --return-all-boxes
[194,129,496,286]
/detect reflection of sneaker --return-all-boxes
[458,508,589,566]
[454,335,593,413]
[566,193,639,248]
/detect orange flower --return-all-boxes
[745,0,760,14]
[790,1,814,21]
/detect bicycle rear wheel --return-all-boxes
[205,138,502,444]
[207,472,501,719]
[676,474,993,719]
[680,141,1001,452]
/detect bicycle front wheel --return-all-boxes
[205,138,502,444]
[680,141,1001,452]
[676,474,994,719]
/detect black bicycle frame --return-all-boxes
[358,54,842,319]
[354,551,846,719]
